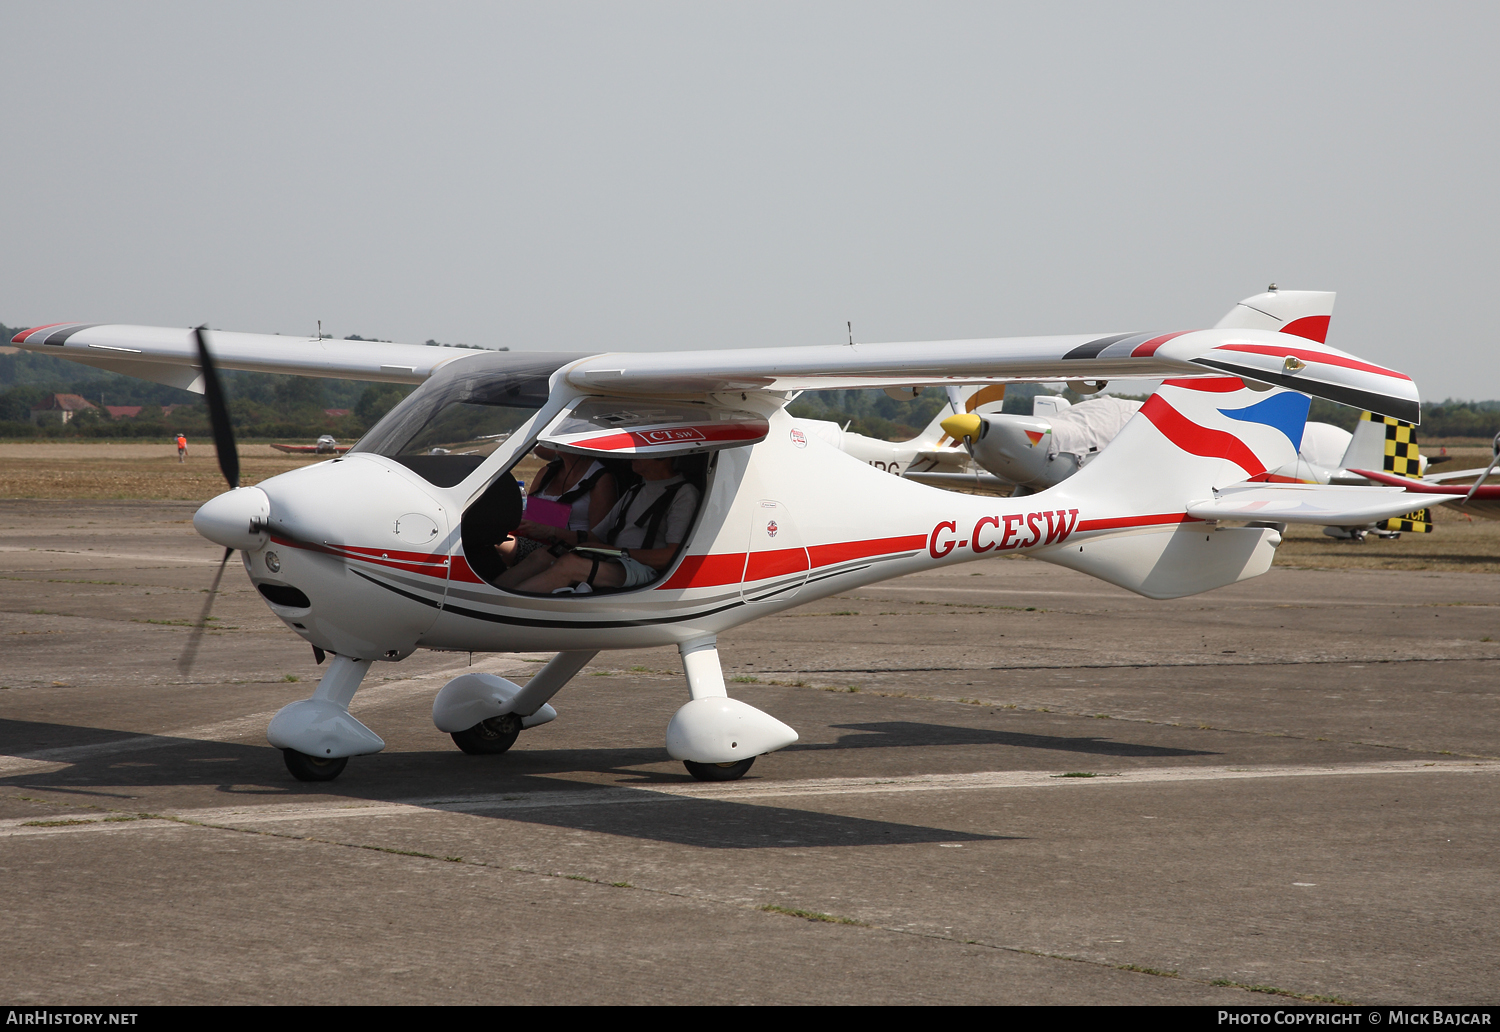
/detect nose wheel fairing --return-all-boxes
[267,656,384,761]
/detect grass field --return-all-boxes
[1,441,1496,574]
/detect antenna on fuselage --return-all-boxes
[848,321,854,346]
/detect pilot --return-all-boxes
[498,455,698,594]
[495,446,618,568]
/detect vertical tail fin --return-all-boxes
[1341,412,1433,533]
[1062,378,1309,510]
[1033,378,1309,598]
[1214,288,1336,343]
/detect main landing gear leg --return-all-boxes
[666,636,798,782]
[266,654,382,782]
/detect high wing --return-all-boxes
[563,327,1419,423]
[13,320,1419,423]
[9,323,473,392]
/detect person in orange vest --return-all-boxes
[176,433,188,463]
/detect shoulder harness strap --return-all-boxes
[555,465,607,505]
[634,480,687,551]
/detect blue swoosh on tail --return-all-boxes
[1218,392,1310,450]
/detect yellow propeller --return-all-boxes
[941,412,982,441]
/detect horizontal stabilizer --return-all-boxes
[1185,483,1443,525]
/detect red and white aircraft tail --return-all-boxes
[1026,378,1305,598]
[949,377,1427,599]
[1213,287,1335,342]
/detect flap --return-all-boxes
[538,397,769,458]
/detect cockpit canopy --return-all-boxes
[350,351,589,487]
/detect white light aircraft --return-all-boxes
[11,304,1437,783]
[788,385,1004,476]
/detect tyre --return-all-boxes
[283,749,348,782]
[683,757,755,782]
[451,714,522,755]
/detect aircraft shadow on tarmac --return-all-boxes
[0,718,1009,850]
[799,721,1215,758]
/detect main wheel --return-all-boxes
[683,757,755,782]
[283,749,348,782]
[451,714,522,755]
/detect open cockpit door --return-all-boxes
[537,398,769,457]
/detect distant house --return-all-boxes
[105,405,143,419]
[324,409,351,418]
[31,394,97,424]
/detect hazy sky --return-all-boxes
[3,2,1497,400]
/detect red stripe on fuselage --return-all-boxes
[656,552,748,590]
[274,530,932,594]
[744,547,809,581]
[271,535,451,580]
[656,533,929,590]
[1076,512,1201,532]
[1139,396,1267,477]
[449,554,488,583]
[807,534,929,568]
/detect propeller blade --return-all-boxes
[178,546,233,676]
[194,326,239,490]
[1461,452,1500,504]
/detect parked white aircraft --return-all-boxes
[11,302,1434,783]
[789,385,1005,476]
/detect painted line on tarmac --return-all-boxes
[2,760,1493,837]
[0,654,554,778]
[0,546,224,565]
[857,585,1499,607]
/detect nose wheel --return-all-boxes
[283,749,349,782]
[683,757,755,782]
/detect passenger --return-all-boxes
[498,456,699,594]
[495,446,618,568]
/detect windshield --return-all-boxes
[351,351,589,487]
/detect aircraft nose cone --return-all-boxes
[941,412,982,440]
[194,486,271,551]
